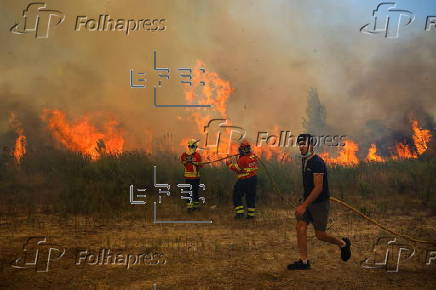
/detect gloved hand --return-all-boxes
[226,156,236,166]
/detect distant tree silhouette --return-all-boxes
[302,88,327,135]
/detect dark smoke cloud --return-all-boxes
[0,0,434,153]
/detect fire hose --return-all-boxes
[197,154,436,245]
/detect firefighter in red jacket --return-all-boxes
[180,139,203,211]
[226,140,258,219]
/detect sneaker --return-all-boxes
[340,237,351,261]
[287,259,311,270]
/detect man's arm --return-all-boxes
[226,156,245,173]
[302,173,323,207]
[295,173,323,216]
[192,153,203,168]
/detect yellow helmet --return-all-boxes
[188,139,198,146]
[186,139,199,154]
[187,139,199,149]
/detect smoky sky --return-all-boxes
[0,0,435,151]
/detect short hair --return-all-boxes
[297,134,314,146]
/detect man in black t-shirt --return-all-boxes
[302,154,330,203]
[287,134,351,270]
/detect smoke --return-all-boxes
[0,0,434,153]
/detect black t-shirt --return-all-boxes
[302,154,330,203]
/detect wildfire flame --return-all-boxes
[411,120,431,156]
[366,144,385,162]
[320,119,431,166]
[42,109,124,160]
[9,112,26,163]
[184,60,233,117]
[319,140,360,166]
[181,60,237,163]
[181,60,289,162]
[393,143,417,159]
[392,119,431,160]
[252,126,291,161]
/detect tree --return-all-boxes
[302,88,327,135]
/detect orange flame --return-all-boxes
[184,60,234,117]
[181,60,236,163]
[392,119,431,160]
[366,144,385,162]
[42,109,124,160]
[320,119,431,166]
[393,143,417,160]
[411,120,431,156]
[320,140,360,166]
[252,126,291,161]
[181,61,289,162]
[9,112,26,163]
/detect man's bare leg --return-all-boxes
[296,220,308,260]
[314,230,346,248]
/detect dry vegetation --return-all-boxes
[0,149,435,289]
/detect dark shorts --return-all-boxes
[296,199,330,231]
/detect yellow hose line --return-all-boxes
[198,153,436,245]
[329,197,436,245]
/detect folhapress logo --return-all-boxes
[11,236,167,272]
[10,2,65,39]
[10,3,167,38]
[360,2,414,38]
[11,236,66,272]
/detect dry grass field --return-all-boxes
[1,196,435,289]
[0,151,435,289]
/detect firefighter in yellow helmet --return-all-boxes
[180,139,203,211]
[226,140,258,219]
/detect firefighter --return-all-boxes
[180,139,203,211]
[226,140,258,219]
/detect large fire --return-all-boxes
[9,112,26,163]
[319,140,360,166]
[180,63,432,165]
[181,60,238,162]
[42,109,124,160]
[181,60,289,162]
[320,119,431,166]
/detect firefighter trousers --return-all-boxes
[233,175,257,216]
[185,178,200,208]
